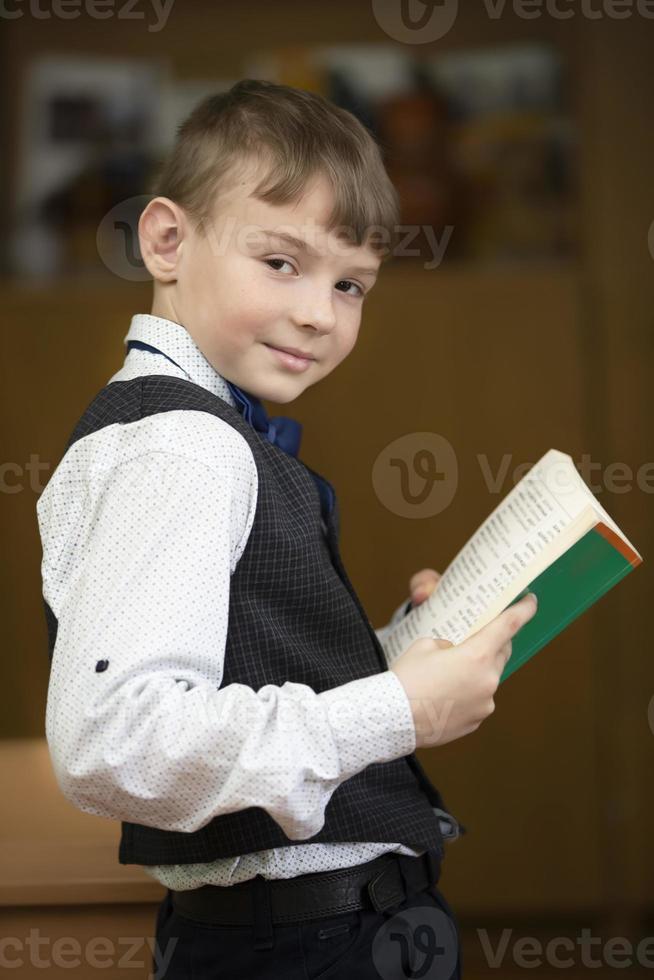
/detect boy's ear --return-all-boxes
[138,197,186,282]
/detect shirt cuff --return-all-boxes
[317,670,417,779]
[390,596,413,626]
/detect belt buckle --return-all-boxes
[433,807,461,842]
[366,862,406,914]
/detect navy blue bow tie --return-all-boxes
[224,381,302,458]
[126,339,302,457]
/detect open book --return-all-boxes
[381,449,643,683]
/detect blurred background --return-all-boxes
[1,1,652,976]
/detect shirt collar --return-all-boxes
[123,314,237,408]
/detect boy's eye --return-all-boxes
[335,280,364,298]
[263,258,364,298]
[264,257,294,273]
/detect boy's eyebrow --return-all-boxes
[259,229,380,280]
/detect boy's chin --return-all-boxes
[258,378,311,405]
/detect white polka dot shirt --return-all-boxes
[38,313,425,891]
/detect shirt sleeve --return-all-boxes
[41,427,416,842]
[374,596,412,663]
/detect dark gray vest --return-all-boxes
[43,374,461,866]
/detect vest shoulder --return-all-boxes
[66,375,246,446]
[44,376,258,498]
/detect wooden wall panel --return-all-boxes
[576,21,654,916]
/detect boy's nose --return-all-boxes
[290,290,337,334]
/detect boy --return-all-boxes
[38,80,537,979]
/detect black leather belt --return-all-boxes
[171,847,442,937]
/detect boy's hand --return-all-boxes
[391,593,538,749]
[409,568,442,608]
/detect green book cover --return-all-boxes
[381,449,643,675]
[501,522,641,683]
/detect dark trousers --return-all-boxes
[152,880,462,979]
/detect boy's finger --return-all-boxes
[466,593,538,655]
[410,568,440,589]
[409,569,441,603]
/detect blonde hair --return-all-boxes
[150,78,400,258]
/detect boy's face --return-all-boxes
[148,167,382,404]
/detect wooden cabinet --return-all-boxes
[0,740,164,980]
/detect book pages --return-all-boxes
[382,450,593,661]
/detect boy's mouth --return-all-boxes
[265,343,316,361]
[264,343,316,371]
